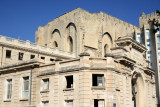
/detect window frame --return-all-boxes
[65,75,73,89]
[6,50,11,59]
[19,52,24,60]
[92,74,105,87]
[42,78,49,91]
[22,76,29,99]
[6,79,12,100]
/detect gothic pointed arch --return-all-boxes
[65,22,77,53]
[50,29,61,48]
[102,32,113,56]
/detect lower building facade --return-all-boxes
[0,36,157,107]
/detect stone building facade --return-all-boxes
[0,8,158,107]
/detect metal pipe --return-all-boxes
[29,66,33,106]
[1,46,3,66]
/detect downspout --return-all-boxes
[29,65,33,106]
[1,46,3,66]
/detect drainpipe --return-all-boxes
[1,46,3,66]
[29,65,33,106]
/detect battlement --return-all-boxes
[140,10,160,20]
[0,35,76,58]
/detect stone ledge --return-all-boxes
[40,90,50,93]
[3,99,11,102]
[91,86,105,90]
[63,88,74,91]
[19,98,29,101]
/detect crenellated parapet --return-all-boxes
[139,10,160,28]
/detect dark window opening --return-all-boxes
[66,75,73,88]
[94,99,98,107]
[68,36,73,52]
[30,55,35,59]
[92,74,104,86]
[94,99,105,107]
[41,57,45,60]
[6,50,11,58]
[50,58,54,61]
[19,52,24,60]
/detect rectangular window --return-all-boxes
[92,74,104,86]
[94,99,105,107]
[147,41,150,51]
[146,29,150,39]
[6,50,11,58]
[157,26,160,34]
[41,57,45,60]
[6,79,12,99]
[65,100,73,107]
[30,55,35,59]
[66,76,73,88]
[22,76,29,99]
[157,36,160,47]
[19,52,24,60]
[42,78,49,90]
[50,58,54,61]
[137,33,141,43]
[158,50,160,59]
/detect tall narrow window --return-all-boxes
[6,79,12,99]
[19,52,24,60]
[157,36,160,47]
[137,33,141,43]
[146,29,150,39]
[92,74,104,86]
[68,36,73,52]
[157,26,160,34]
[23,77,29,99]
[42,78,49,90]
[65,76,73,88]
[158,50,160,59]
[147,41,150,51]
[6,50,11,58]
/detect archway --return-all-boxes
[131,72,145,107]
[102,32,113,56]
[50,29,61,49]
[65,23,77,53]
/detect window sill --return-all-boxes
[3,99,11,102]
[91,86,105,90]
[63,88,74,91]
[19,98,28,101]
[40,90,49,93]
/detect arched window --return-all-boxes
[66,23,77,52]
[68,36,73,52]
[50,29,61,49]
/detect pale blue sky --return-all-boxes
[0,0,159,42]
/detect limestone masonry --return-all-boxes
[0,8,160,107]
